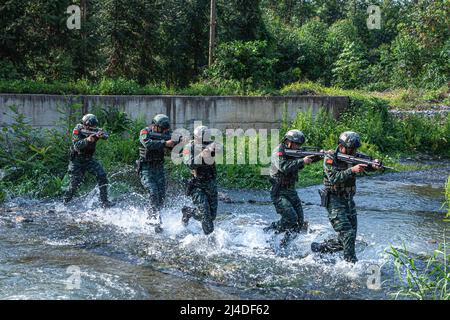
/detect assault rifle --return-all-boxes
[283,146,325,162]
[146,131,184,147]
[284,147,394,171]
[333,152,394,171]
[80,128,109,140]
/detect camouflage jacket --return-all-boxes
[323,150,373,194]
[139,126,167,162]
[269,143,305,187]
[71,124,97,157]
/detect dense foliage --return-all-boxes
[1,0,448,91]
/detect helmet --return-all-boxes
[194,125,213,142]
[82,114,99,127]
[283,130,305,145]
[152,114,170,129]
[338,131,361,149]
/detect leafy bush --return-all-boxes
[332,41,369,89]
[288,93,450,158]
[205,40,278,89]
[0,60,20,80]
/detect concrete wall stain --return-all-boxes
[0,94,349,130]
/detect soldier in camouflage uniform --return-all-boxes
[264,130,316,243]
[181,126,219,235]
[64,114,113,208]
[311,131,381,263]
[138,114,176,233]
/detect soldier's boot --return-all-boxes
[99,186,114,208]
[201,218,214,235]
[311,238,344,253]
[344,255,358,264]
[100,201,115,209]
[291,221,309,233]
[280,222,307,248]
[63,191,74,205]
[280,230,297,248]
[263,221,279,233]
[154,224,163,234]
[63,180,79,204]
[181,206,195,227]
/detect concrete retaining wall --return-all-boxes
[0,94,349,130]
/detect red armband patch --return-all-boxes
[183,149,190,155]
[277,151,284,156]
[140,130,148,135]
[326,159,333,165]
[73,129,79,135]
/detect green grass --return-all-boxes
[1,79,448,110]
[388,242,450,300]
[281,81,449,110]
[446,176,450,221]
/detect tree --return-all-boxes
[205,40,278,88]
[332,41,368,89]
[216,0,268,42]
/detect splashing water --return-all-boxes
[0,167,448,299]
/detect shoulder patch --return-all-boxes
[326,159,333,165]
[73,129,79,135]
[277,151,284,156]
[183,149,190,155]
[140,129,148,135]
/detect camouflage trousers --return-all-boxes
[270,185,304,232]
[139,162,166,217]
[326,193,358,262]
[188,179,218,235]
[64,157,108,203]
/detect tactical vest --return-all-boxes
[270,144,298,188]
[139,146,165,164]
[323,153,356,195]
[189,142,217,180]
[71,125,96,158]
[139,127,165,164]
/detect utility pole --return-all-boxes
[208,0,216,67]
[81,0,88,113]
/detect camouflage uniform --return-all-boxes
[138,126,167,220]
[268,143,306,233]
[321,150,374,263]
[64,124,109,204]
[182,140,218,235]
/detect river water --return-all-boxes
[0,166,448,300]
